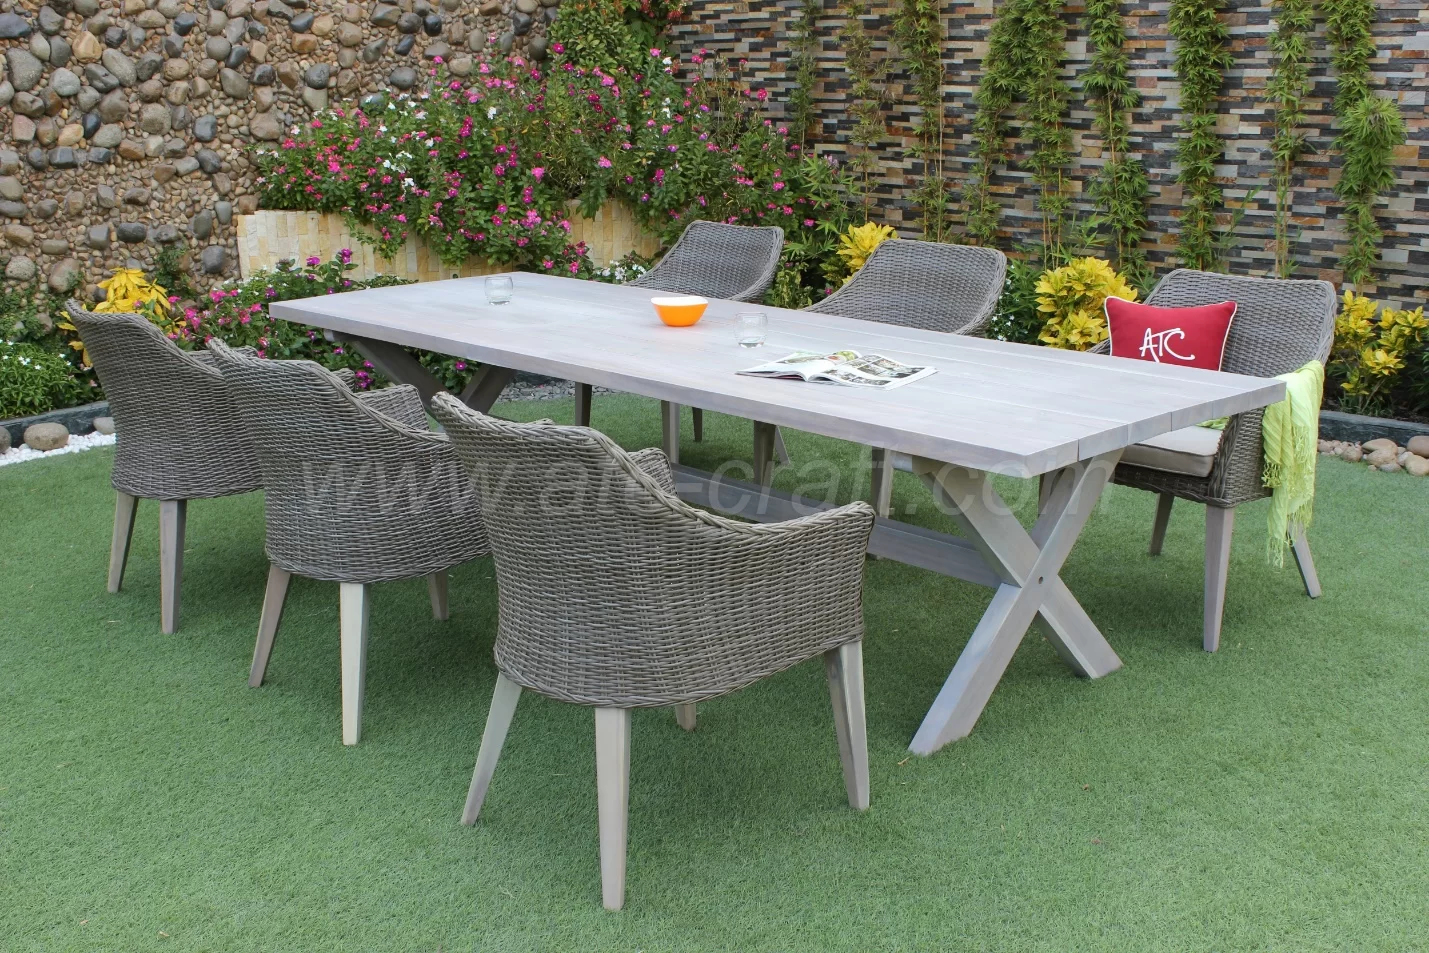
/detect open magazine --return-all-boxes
[738,350,936,389]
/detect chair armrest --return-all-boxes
[332,367,358,389]
[355,384,429,430]
[1204,408,1267,506]
[628,447,675,494]
[1089,339,1111,355]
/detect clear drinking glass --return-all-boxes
[737,311,768,348]
[485,275,514,305]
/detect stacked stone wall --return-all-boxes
[0,0,560,313]
[671,0,1429,308]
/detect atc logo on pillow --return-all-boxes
[1105,297,1236,371]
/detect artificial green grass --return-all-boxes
[1,393,1426,952]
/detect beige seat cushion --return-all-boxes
[1121,425,1224,478]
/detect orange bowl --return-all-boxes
[651,295,708,327]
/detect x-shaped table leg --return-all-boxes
[333,333,515,412]
[907,450,1124,755]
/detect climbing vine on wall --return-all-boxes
[1083,0,1149,286]
[963,2,1026,246]
[1167,0,1233,271]
[1018,0,1073,260]
[1324,0,1406,285]
[1266,0,1313,278]
[962,0,1068,256]
[840,1,887,221]
[894,0,949,241]
[788,0,821,148]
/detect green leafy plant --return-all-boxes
[963,0,1028,246]
[1167,0,1233,271]
[152,242,199,302]
[894,0,949,241]
[1035,256,1139,350]
[839,1,886,221]
[788,0,822,148]
[962,0,1069,254]
[0,338,86,420]
[1266,0,1313,278]
[1084,0,1150,286]
[1324,0,1405,285]
[1018,0,1073,261]
[985,257,1046,345]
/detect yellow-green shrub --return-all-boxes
[1035,256,1138,350]
[1331,290,1427,413]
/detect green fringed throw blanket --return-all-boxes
[1260,361,1324,566]
[1196,360,1323,566]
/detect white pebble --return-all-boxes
[0,431,117,468]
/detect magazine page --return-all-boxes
[814,354,937,389]
[737,350,851,381]
[739,350,936,388]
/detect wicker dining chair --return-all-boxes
[66,302,264,634]
[207,341,490,745]
[574,220,784,449]
[801,239,1008,509]
[430,394,874,911]
[1095,269,1336,651]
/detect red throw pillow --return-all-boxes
[1105,297,1236,370]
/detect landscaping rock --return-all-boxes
[1339,445,1363,463]
[1407,436,1429,458]
[1362,437,1398,455]
[5,255,36,281]
[6,49,44,91]
[200,244,227,273]
[92,416,116,436]
[48,258,83,293]
[1365,448,1398,468]
[0,12,33,39]
[24,422,70,452]
[1405,455,1429,478]
[0,428,10,454]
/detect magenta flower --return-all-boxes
[532,167,545,181]
[597,156,612,169]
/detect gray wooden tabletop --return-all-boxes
[273,272,1285,477]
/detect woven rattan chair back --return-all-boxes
[65,302,261,500]
[431,394,870,708]
[806,239,1008,335]
[1145,269,1336,378]
[208,342,487,583]
[630,220,784,302]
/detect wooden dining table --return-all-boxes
[273,272,1285,755]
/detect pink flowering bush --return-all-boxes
[158,251,476,390]
[257,47,852,298]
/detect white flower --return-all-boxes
[487,106,498,120]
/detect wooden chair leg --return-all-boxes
[428,570,450,621]
[595,707,632,911]
[1149,493,1174,556]
[462,673,523,825]
[824,641,869,811]
[691,407,703,442]
[108,491,138,593]
[674,703,696,731]
[1291,529,1321,599]
[340,582,370,745]
[158,499,187,634]
[574,382,593,427]
[1037,474,1052,515]
[869,447,893,520]
[250,564,292,687]
[1203,505,1235,652]
[660,400,680,465]
[752,421,776,487]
